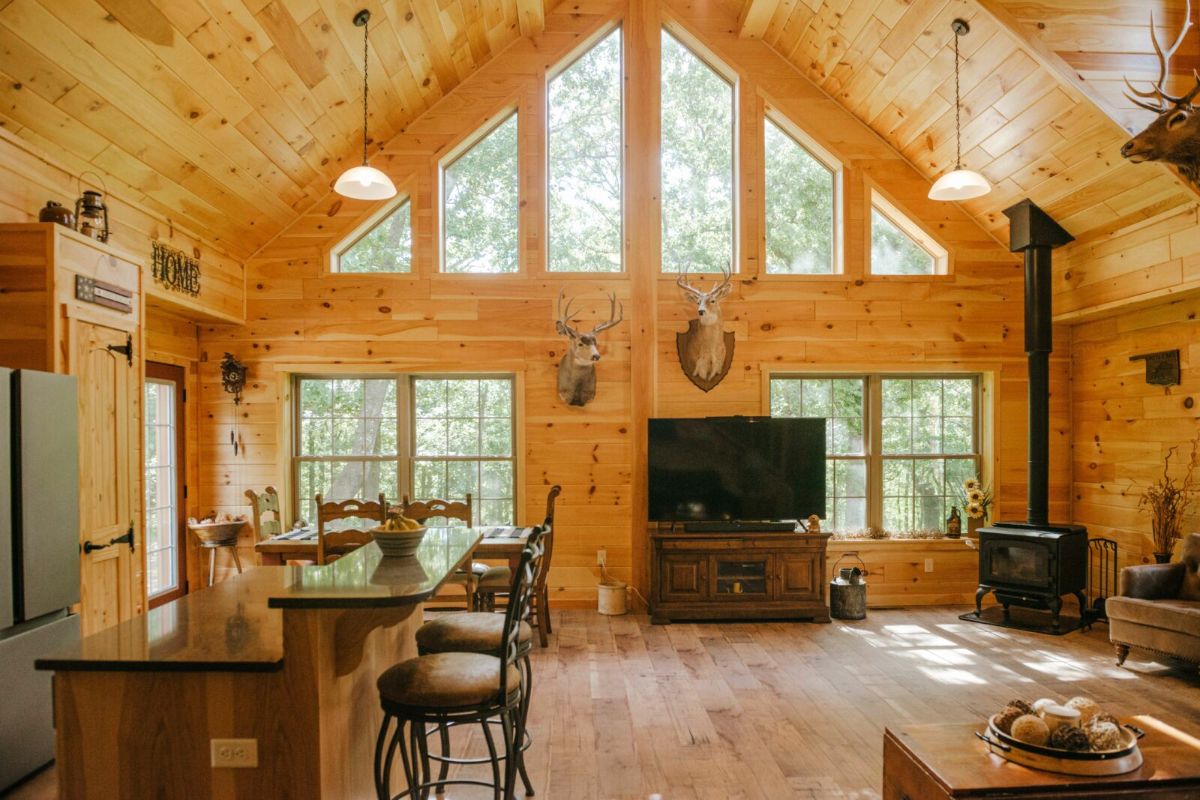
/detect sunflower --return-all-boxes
[966,502,985,519]
[967,488,985,504]
[963,478,980,492]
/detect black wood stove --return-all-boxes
[972,200,1088,631]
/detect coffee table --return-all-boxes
[883,721,1200,799]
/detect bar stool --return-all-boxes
[374,528,544,800]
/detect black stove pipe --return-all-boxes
[1003,200,1073,528]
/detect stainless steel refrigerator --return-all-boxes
[0,368,81,791]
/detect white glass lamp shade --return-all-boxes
[928,168,991,201]
[334,165,397,201]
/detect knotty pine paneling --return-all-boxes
[1070,295,1200,567]
[195,0,1072,605]
[0,129,246,323]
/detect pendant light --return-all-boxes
[928,19,991,202]
[334,9,397,201]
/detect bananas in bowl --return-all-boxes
[371,514,428,557]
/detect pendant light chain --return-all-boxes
[361,14,370,167]
[954,29,962,170]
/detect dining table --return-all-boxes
[255,524,535,570]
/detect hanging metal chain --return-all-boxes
[954,28,962,170]
[361,13,370,166]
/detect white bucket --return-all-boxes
[597,580,628,615]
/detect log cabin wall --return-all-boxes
[196,0,1071,602]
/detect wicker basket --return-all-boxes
[977,715,1144,776]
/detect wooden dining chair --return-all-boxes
[402,495,475,608]
[315,493,387,565]
[475,485,561,646]
[245,486,282,541]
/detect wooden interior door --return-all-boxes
[75,318,142,634]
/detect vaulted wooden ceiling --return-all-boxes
[739,0,1198,244]
[0,0,550,257]
[2,0,1197,261]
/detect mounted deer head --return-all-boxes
[1121,0,1200,185]
[676,264,735,390]
[555,289,623,407]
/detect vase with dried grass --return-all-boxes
[1138,433,1199,563]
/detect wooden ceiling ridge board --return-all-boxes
[246,0,611,262]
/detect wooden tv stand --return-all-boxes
[650,527,831,624]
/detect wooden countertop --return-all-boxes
[36,527,481,672]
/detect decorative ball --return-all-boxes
[1090,712,1120,729]
[1087,721,1124,752]
[994,705,1025,734]
[1031,697,1058,715]
[1065,696,1101,724]
[1048,724,1090,752]
[1006,699,1034,715]
[1010,714,1050,746]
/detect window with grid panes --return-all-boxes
[294,377,399,527]
[770,377,866,534]
[411,377,515,526]
[771,375,979,535]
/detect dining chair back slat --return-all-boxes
[315,493,387,565]
[245,486,283,541]
[401,494,472,526]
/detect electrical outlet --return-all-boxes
[211,739,258,768]
[924,558,934,573]
[597,549,607,567]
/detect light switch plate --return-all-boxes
[211,739,258,768]
[924,558,934,573]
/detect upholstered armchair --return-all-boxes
[1108,532,1200,667]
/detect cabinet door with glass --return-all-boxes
[710,553,772,600]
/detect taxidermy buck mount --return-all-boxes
[555,289,623,407]
[676,265,736,392]
[1121,0,1200,186]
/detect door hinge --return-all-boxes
[182,388,187,404]
[183,484,189,500]
[106,333,133,366]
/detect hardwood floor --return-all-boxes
[5,606,1198,800]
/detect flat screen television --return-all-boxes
[647,416,826,523]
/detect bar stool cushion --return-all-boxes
[477,565,512,590]
[417,613,532,654]
[377,652,520,709]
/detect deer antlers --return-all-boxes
[1124,0,1200,112]
[556,288,623,336]
[677,263,733,301]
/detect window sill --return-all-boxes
[825,536,975,550]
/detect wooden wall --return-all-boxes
[194,0,1071,605]
[0,128,245,323]
[1070,294,1200,567]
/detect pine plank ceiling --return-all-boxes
[0,0,1196,259]
[0,0,550,257]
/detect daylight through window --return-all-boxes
[443,114,520,273]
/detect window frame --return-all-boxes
[438,108,522,275]
[545,24,626,274]
[769,372,983,536]
[658,23,740,275]
[867,188,951,277]
[327,194,415,275]
[761,109,843,277]
[289,372,519,526]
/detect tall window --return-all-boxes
[661,30,734,273]
[333,198,412,273]
[870,193,946,275]
[443,114,520,273]
[412,378,515,525]
[294,378,399,525]
[772,374,979,536]
[764,118,836,274]
[144,377,181,600]
[548,29,623,272]
[292,375,515,527]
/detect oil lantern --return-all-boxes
[74,190,109,243]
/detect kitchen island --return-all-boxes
[36,527,481,800]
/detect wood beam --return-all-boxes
[737,0,777,39]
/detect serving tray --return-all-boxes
[976,715,1144,776]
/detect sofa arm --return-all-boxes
[1118,563,1185,600]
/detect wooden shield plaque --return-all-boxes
[676,320,735,392]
